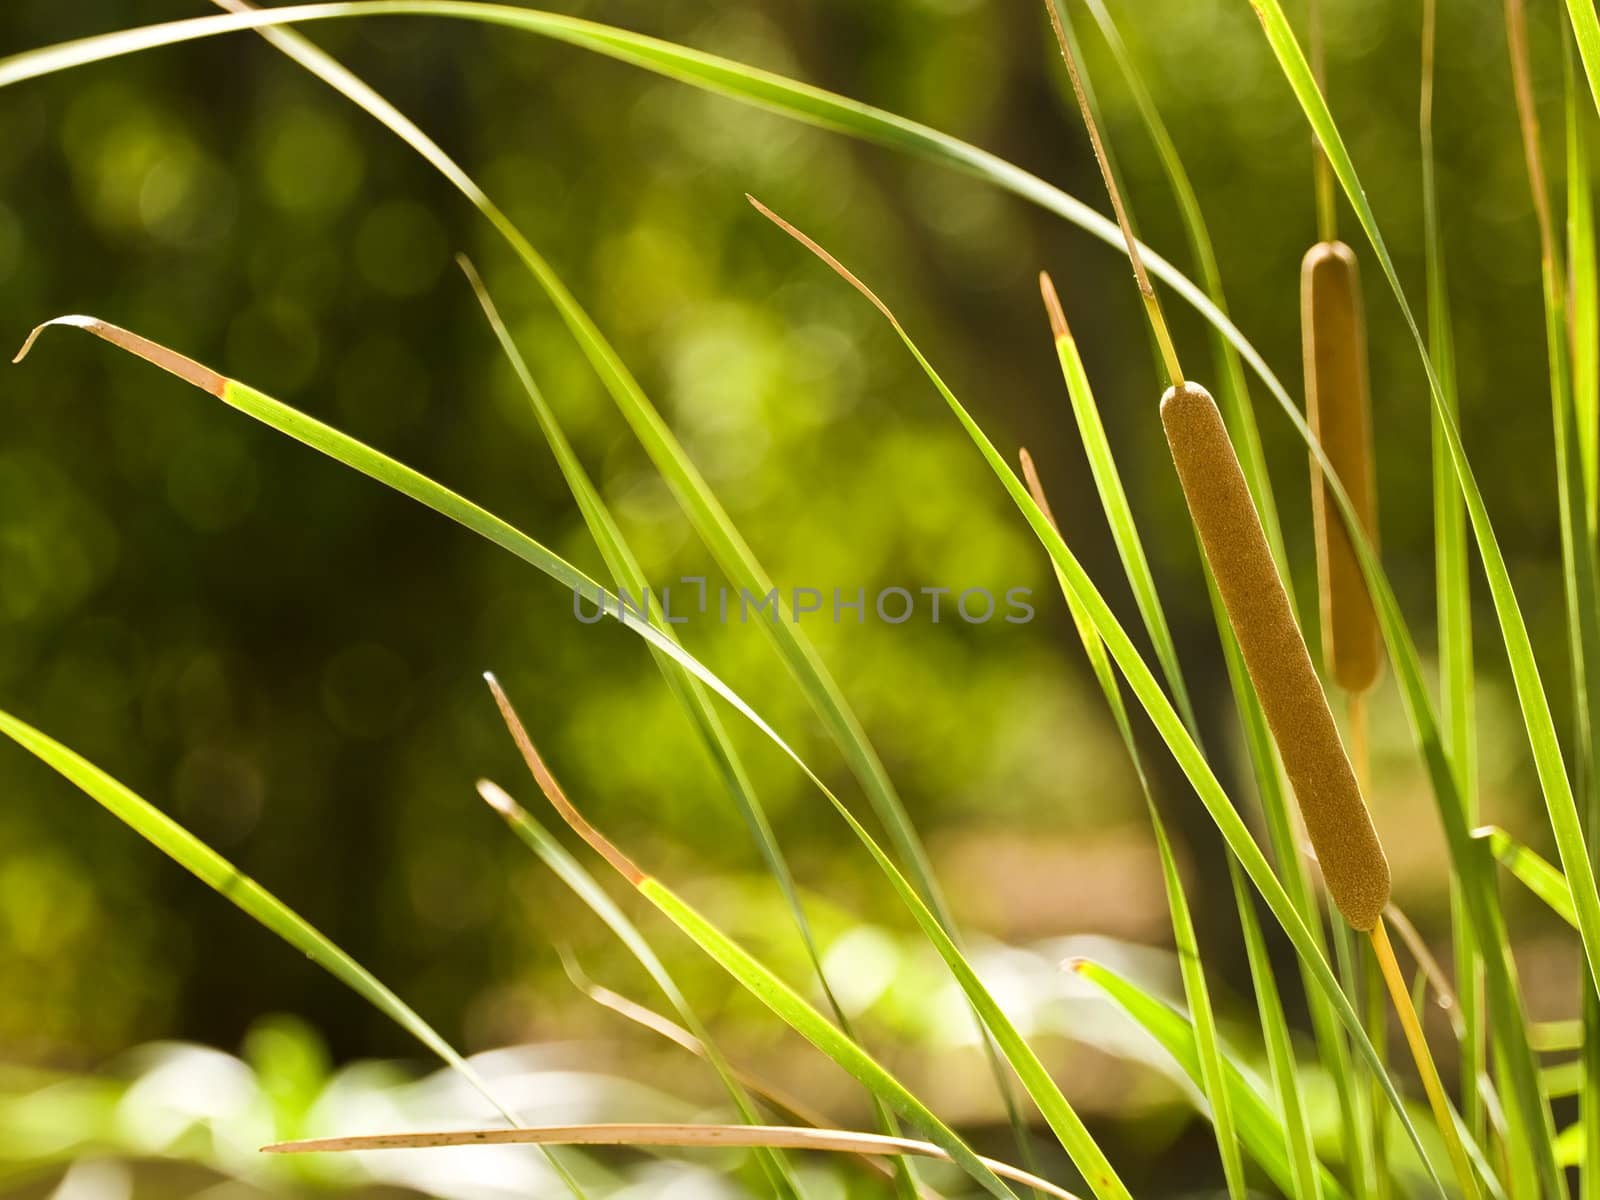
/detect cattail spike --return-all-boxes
[1160,382,1389,929]
[1302,241,1382,693]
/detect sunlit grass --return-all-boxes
[5,1,1600,1198]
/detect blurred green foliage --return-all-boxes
[0,0,1583,1170]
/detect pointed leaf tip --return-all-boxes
[1039,271,1070,342]
[12,314,225,396]
[476,779,521,818]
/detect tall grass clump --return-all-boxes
[6,2,1600,1198]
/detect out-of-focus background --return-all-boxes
[0,0,1585,1196]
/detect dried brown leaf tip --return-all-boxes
[1039,271,1070,344]
[483,673,644,885]
[14,315,226,397]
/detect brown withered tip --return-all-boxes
[1160,381,1389,930]
[1301,240,1382,694]
[483,673,645,886]
[1038,271,1070,342]
[14,315,226,397]
[1017,447,1063,534]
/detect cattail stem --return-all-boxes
[1042,0,1183,387]
[1308,0,1338,243]
[1370,919,1482,1200]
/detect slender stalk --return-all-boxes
[1042,0,1183,385]
[1370,920,1480,1199]
[1308,0,1338,242]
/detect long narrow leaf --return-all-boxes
[1478,826,1579,927]
[263,1123,1079,1199]
[1021,451,1245,1198]
[1073,959,1349,1200]
[0,711,603,1194]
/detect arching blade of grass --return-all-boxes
[475,780,800,1199]
[1251,0,1600,1040]
[486,678,1131,1200]
[1476,826,1579,927]
[220,12,1034,1166]
[262,1124,1078,1199]
[1071,959,1349,1200]
[1229,862,1326,1199]
[454,256,920,1199]
[1020,450,1245,1200]
[0,711,594,1199]
[0,0,1366,524]
[1036,279,1198,738]
[1419,0,1486,1161]
[9,316,822,781]
[1564,0,1600,116]
[0,4,1440,809]
[747,200,1443,1191]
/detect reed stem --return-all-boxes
[1370,919,1481,1200]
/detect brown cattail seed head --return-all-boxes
[1302,241,1382,693]
[1161,381,1389,929]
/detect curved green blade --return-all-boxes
[1074,959,1348,1200]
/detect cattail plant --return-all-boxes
[1041,4,1477,1196]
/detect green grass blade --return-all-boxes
[487,691,1037,1200]
[1230,862,1326,1199]
[7,317,906,931]
[1565,0,1600,117]
[0,712,521,1124]
[488,677,1129,1200]
[1073,959,1349,1200]
[477,781,801,1199]
[1570,43,1600,531]
[1024,454,1244,1199]
[460,258,832,1018]
[1042,295,1200,740]
[1250,0,1600,1044]
[1420,0,1486,1161]
[1477,826,1579,927]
